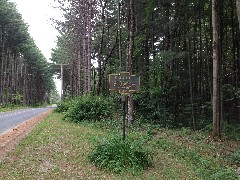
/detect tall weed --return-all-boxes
[88,136,152,173]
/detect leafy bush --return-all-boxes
[226,150,240,166]
[54,98,74,113]
[88,136,152,173]
[134,90,176,128]
[222,122,240,140]
[64,95,115,122]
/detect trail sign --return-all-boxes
[109,72,140,94]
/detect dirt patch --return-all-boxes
[0,110,52,162]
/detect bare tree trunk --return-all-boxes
[23,64,27,106]
[236,0,240,30]
[118,0,122,72]
[0,27,4,106]
[97,0,106,95]
[235,0,240,123]
[212,0,222,139]
[83,36,87,93]
[86,1,92,93]
[187,39,196,131]
[2,50,7,106]
[0,54,4,106]
[77,57,81,96]
[6,63,9,105]
[126,0,135,125]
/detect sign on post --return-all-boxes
[109,72,140,141]
[109,72,140,94]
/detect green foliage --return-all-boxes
[88,136,152,173]
[134,90,175,127]
[54,98,74,113]
[0,0,55,106]
[49,90,60,104]
[226,150,240,166]
[222,84,239,102]
[134,51,193,128]
[64,95,115,122]
[52,0,240,139]
[202,122,240,141]
[155,138,238,179]
[210,169,239,180]
[0,104,24,112]
[12,94,23,105]
[222,122,240,140]
[0,112,238,179]
[50,34,74,65]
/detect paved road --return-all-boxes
[0,107,54,134]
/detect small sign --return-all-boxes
[109,72,140,94]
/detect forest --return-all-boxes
[0,0,56,107]
[1,0,240,136]
[51,0,240,138]
[0,0,239,178]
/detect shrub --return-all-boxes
[88,136,152,173]
[54,98,74,113]
[64,95,115,122]
[226,150,240,166]
[222,122,240,140]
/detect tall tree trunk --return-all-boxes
[212,0,222,139]
[86,1,92,93]
[118,0,122,72]
[0,26,4,106]
[83,15,87,94]
[236,0,240,30]
[2,50,7,106]
[236,0,240,123]
[77,32,82,96]
[127,0,135,125]
[97,0,106,95]
[23,64,27,106]
[187,38,196,131]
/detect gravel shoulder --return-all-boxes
[0,109,53,162]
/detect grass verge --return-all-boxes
[0,113,239,179]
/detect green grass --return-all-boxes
[0,103,49,112]
[88,136,152,173]
[0,113,239,179]
[0,105,28,112]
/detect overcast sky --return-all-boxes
[9,0,62,61]
[9,0,63,94]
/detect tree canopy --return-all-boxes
[0,0,55,106]
[51,0,240,133]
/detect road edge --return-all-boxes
[0,109,53,162]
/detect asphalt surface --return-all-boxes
[0,107,54,134]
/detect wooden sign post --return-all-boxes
[109,72,140,140]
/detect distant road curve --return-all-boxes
[0,107,54,134]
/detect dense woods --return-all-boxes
[0,0,55,106]
[2,0,240,136]
[52,0,240,135]
[0,1,239,178]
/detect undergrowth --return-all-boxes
[88,136,152,173]
[53,95,239,179]
[57,95,115,122]
[154,137,238,180]
[0,111,239,179]
[54,98,75,113]
[226,150,240,166]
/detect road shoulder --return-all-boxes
[0,110,53,162]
